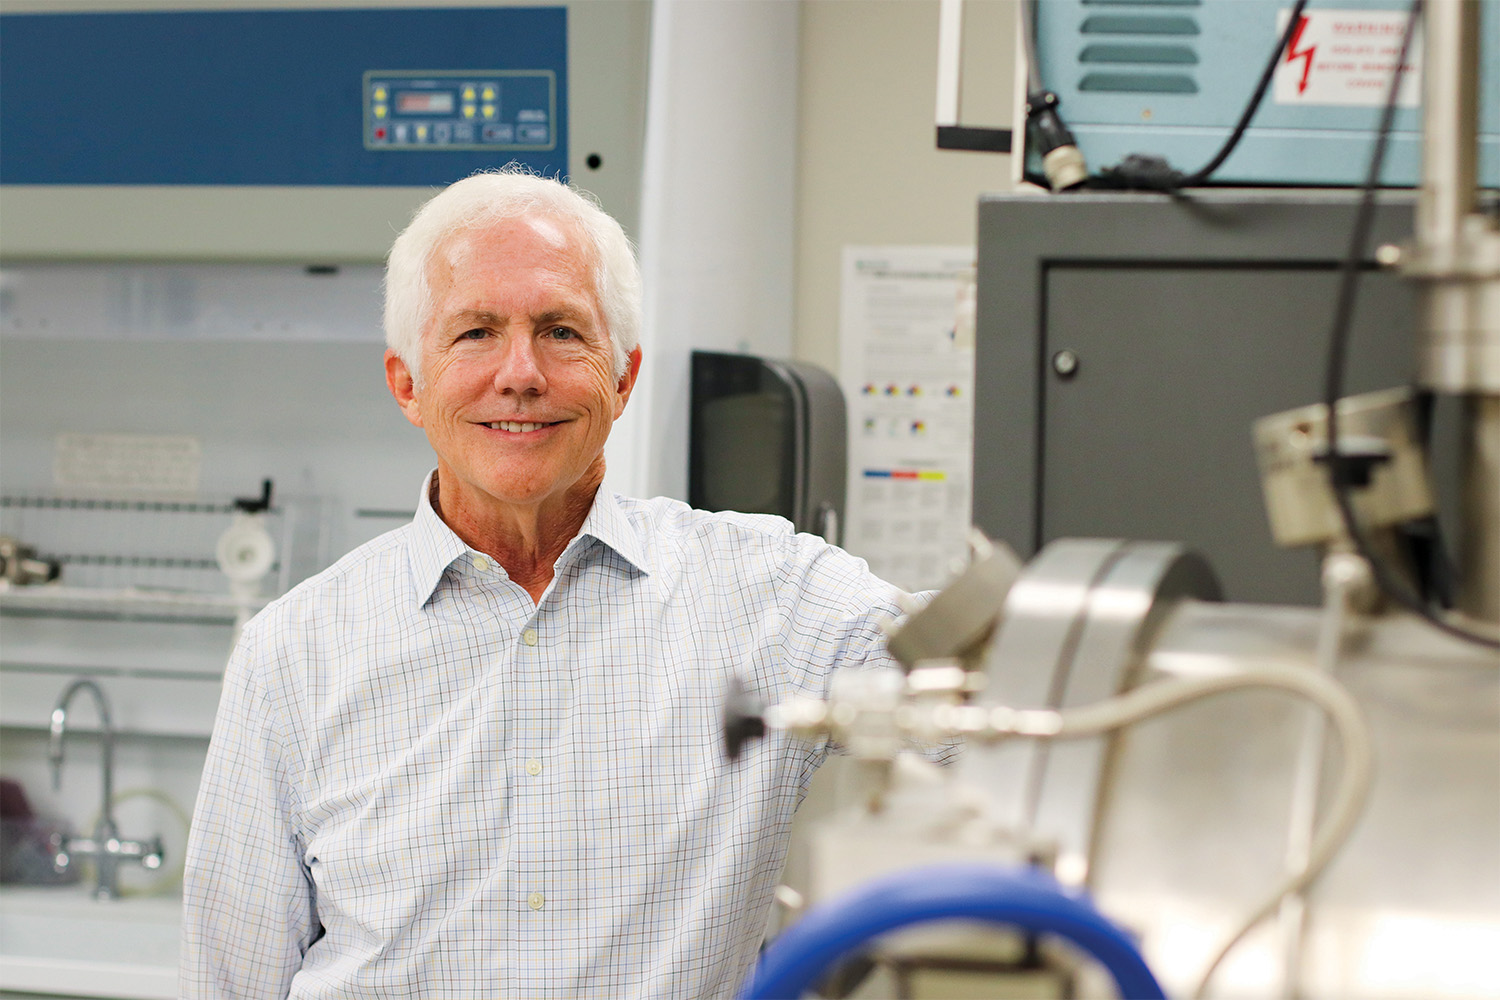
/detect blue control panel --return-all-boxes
[1028,0,1497,187]
[0,7,567,186]
[365,71,556,151]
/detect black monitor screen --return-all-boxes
[689,352,797,522]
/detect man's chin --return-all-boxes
[468,474,598,513]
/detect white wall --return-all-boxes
[611,0,1020,502]
[606,0,801,502]
[794,0,1019,372]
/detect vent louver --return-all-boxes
[1076,0,1202,95]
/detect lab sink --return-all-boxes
[0,886,179,999]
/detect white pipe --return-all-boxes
[935,0,965,126]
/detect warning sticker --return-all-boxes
[1273,8,1422,107]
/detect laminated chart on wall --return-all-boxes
[839,246,975,593]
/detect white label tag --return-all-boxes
[1273,8,1422,108]
[54,432,202,495]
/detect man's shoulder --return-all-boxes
[613,494,800,551]
[605,495,872,594]
[248,522,414,627]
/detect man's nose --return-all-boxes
[493,333,547,394]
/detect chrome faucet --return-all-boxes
[48,678,164,900]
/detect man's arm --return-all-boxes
[181,632,317,999]
[775,535,961,766]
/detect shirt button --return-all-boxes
[521,628,538,646]
[473,555,490,572]
[525,759,542,776]
[528,891,545,910]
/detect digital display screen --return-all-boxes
[396,91,455,114]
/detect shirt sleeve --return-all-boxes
[181,626,317,999]
[772,533,961,765]
[774,533,907,694]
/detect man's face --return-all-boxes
[386,214,640,523]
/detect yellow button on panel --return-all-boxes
[481,86,496,101]
[463,104,476,119]
[528,892,545,911]
[481,103,497,119]
[374,86,388,101]
[525,759,542,777]
[462,86,476,101]
[522,628,538,647]
[373,104,387,119]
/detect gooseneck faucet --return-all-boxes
[49,678,164,900]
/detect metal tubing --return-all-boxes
[49,678,122,899]
[1416,0,1478,254]
[1412,0,1500,624]
[49,679,115,838]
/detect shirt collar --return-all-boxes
[406,472,650,608]
[574,487,650,576]
[408,471,471,607]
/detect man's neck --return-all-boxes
[430,470,600,603]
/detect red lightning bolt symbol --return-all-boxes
[1285,14,1317,95]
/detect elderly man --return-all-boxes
[181,168,928,999]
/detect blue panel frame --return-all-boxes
[0,7,568,186]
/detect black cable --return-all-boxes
[1177,0,1309,187]
[1092,0,1309,191]
[1019,0,1042,96]
[1020,0,1086,190]
[1323,0,1500,650]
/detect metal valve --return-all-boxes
[0,535,62,586]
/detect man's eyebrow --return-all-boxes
[441,304,594,328]
[444,309,504,327]
[533,308,593,326]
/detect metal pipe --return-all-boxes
[49,678,115,830]
[50,678,121,899]
[1277,551,1367,997]
[1415,0,1478,254]
[1413,0,1484,394]
[1410,0,1500,623]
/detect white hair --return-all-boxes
[384,166,642,382]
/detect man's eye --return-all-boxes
[546,327,578,340]
[457,329,488,341]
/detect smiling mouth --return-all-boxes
[483,421,557,433]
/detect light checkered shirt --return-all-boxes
[182,475,922,999]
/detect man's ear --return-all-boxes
[385,350,425,428]
[613,346,643,419]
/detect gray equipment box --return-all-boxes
[972,190,1436,605]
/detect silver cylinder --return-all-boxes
[1089,601,1500,1000]
[1411,0,1498,396]
[1409,0,1500,624]
[1413,0,1498,395]
[1411,0,1500,394]
[940,544,1500,998]
[1415,0,1478,251]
